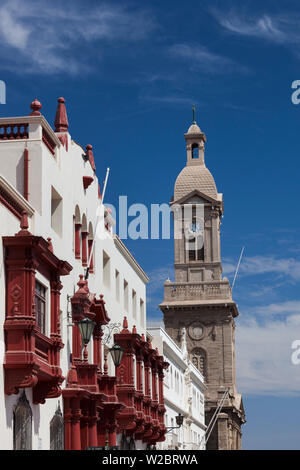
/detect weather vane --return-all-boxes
[192,104,196,124]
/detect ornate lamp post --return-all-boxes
[77,317,96,361]
[109,343,124,368]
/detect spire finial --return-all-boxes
[30,99,42,116]
[192,104,196,124]
[54,97,69,132]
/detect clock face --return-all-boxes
[189,323,204,340]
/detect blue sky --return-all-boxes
[1,0,300,449]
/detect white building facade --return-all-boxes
[148,327,206,450]
[0,98,167,450]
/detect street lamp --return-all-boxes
[166,413,184,434]
[109,343,124,368]
[77,317,96,361]
[175,413,184,427]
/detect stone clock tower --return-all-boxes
[160,118,245,450]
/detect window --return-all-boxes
[188,206,204,262]
[132,290,136,319]
[123,280,128,311]
[140,299,145,328]
[51,186,63,236]
[35,280,46,335]
[191,348,207,379]
[115,270,120,302]
[192,143,198,159]
[103,251,110,288]
[50,405,64,450]
[13,390,32,450]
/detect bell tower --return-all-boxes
[160,113,245,450]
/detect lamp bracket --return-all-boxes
[102,322,121,345]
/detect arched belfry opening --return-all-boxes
[192,143,199,159]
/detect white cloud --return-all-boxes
[223,255,300,280]
[168,43,237,74]
[250,300,300,316]
[0,0,156,74]
[236,315,300,395]
[214,9,300,45]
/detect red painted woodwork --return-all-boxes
[42,128,56,156]
[75,222,81,259]
[24,148,29,200]
[54,97,69,151]
[29,99,42,116]
[3,213,72,404]
[0,185,24,220]
[0,123,29,140]
[83,176,94,190]
[88,239,94,273]
[114,318,140,434]
[81,230,88,267]
[62,280,167,449]
[54,97,69,132]
[114,317,168,445]
[63,277,123,450]
[86,145,96,172]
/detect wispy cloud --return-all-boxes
[250,300,300,316]
[236,315,300,395]
[168,43,239,74]
[0,0,156,74]
[224,255,300,281]
[213,9,300,45]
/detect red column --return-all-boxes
[97,421,106,447]
[75,223,81,259]
[108,421,117,447]
[158,371,164,405]
[64,398,72,450]
[50,278,62,335]
[71,398,82,450]
[93,325,103,373]
[136,354,143,393]
[81,231,88,267]
[88,402,98,447]
[80,400,89,450]
[88,239,94,273]
[152,365,158,402]
[72,323,82,362]
[144,360,151,398]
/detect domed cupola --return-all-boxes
[174,108,218,202]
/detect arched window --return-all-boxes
[13,390,32,450]
[50,404,64,450]
[192,143,198,159]
[74,205,81,259]
[190,348,207,379]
